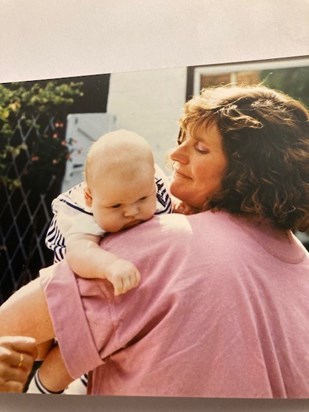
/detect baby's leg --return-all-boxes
[28,345,73,394]
[36,340,54,360]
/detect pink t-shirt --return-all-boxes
[40,211,309,398]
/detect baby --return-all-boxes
[29,129,172,394]
[46,129,172,295]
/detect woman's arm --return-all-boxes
[0,277,55,346]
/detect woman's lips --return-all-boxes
[173,169,191,180]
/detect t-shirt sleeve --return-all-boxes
[40,262,105,379]
[55,200,105,241]
[52,184,105,243]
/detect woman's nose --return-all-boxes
[124,204,139,218]
[170,144,189,164]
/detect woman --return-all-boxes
[174,85,308,224]
[0,85,308,398]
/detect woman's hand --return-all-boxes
[0,336,37,392]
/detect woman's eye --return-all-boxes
[195,143,209,153]
[177,129,184,145]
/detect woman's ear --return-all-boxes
[84,187,93,207]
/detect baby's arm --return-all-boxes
[66,234,141,296]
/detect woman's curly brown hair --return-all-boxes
[179,85,309,231]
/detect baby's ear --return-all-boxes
[84,186,93,207]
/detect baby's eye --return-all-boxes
[139,196,148,201]
[195,142,209,153]
[111,204,121,209]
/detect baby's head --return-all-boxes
[84,129,157,232]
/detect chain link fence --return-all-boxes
[0,115,66,304]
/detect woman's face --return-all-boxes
[170,122,228,210]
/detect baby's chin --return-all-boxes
[122,219,144,230]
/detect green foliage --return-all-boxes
[0,80,83,190]
[261,66,309,108]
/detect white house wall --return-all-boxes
[107,67,187,173]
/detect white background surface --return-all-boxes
[0,0,309,82]
[0,0,309,410]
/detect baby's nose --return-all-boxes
[124,204,139,217]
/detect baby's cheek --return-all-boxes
[95,213,115,232]
[147,204,157,219]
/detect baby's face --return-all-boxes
[85,172,157,233]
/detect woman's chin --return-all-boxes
[170,187,184,203]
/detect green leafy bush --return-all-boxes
[0,80,83,190]
[261,66,309,108]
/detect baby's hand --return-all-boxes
[106,259,141,296]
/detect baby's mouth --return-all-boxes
[123,220,142,229]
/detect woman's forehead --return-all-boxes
[185,121,222,142]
